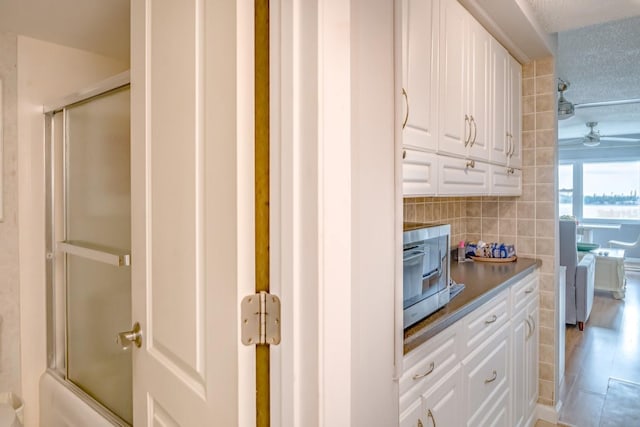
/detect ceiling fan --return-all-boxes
[557,78,640,120]
[559,122,640,147]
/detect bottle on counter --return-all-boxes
[457,241,466,263]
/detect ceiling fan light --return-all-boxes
[558,94,575,120]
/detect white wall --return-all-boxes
[0,31,21,401]
[17,35,127,427]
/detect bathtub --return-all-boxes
[39,372,125,427]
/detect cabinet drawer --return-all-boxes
[491,165,522,196]
[463,324,509,423]
[511,273,539,314]
[438,156,490,195]
[403,149,438,196]
[399,398,422,427]
[400,323,460,412]
[462,289,508,355]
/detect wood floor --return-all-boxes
[557,271,640,426]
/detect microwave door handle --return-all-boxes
[403,250,425,263]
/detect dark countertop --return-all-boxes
[403,257,540,354]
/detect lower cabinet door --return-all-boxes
[512,307,527,427]
[422,366,462,427]
[400,398,424,427]
[477,388,511,427]
[526,297,539,415]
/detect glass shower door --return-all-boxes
[54,86,132,424]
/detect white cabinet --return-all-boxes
[401,0,439,152]
[403,149,438,196]
[423,367,463,427]
[399,271,540,427]
[491,40,522,168]
[511,275,539,427]
[438,0,491,162]
[491,164,522,196]
[437,156,490,195]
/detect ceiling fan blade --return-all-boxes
[575,98,640,109]
[600,136,640,142]
[558,138,586,144]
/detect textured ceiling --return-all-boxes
[524,0,640,33]
[0,0,129,62]
[556,16,640,142]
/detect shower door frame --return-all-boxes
[44,71,131,427]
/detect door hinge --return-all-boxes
[241,291,281,346]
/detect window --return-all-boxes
[583,161,640,220]
[558,160,640,222]
[559,164,573,217]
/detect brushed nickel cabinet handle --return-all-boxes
[402,88,409,129]
[427,409,436,427]
[403,150,407,160]
[529,314,536,335]
[464,114,471,147]
[470,115,477,147]
[484,370,498,384]
[412,361,435,380]
[485,314,497,324]
[418,420,424,427]
[525,317,532,339]
[525,287,534,294]
[466,159,475,169]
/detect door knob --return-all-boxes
[117,322,142,349]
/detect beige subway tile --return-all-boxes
[522,131,535,149]
[539,273,555,292]
[538,257,555,275]
[483,218,499,235]
[535,92,554,112]
[539,343,554,364]
[523,77,534,96]
[539,308,554,329]
[423,202,434,221]
[467,201,482,218]
[536,202,555,220]
[535,75,555,95]
[500,218,516,235]
[536,183,555,203]
[523,62,534,78]
[482,234,499,243]
[536,111,556,130]
[523,113,535,131]
[539,325,554,346]
[517,201,535,219]
[517,236,535,255]
[517,219,535,237]
[523,148,536,167]
[539,379,554,402]
[535,57,554,77]
[540,362,554,381]
[405,203,416,222]
[535,148,555,167]
[522,166,535,186]
[536,219,555,238]
[536,166,555,184]
[537,237,556,257]
[482,201,499,218]
[536,129,556,148]
[520,184,535,202]
[523,95,535,114]
[540,291,555,312]
[452,202,460,218]
[499,200,517,218]
[415,203,425,222]
[467,217,482,234]
[467,233,481,242]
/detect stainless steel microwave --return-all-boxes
[403,223,451,329]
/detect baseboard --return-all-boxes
[536,400,562,424]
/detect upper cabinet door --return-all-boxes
[438,0,468,158]
[508,55,523,168]
[402,0,439,152]
[491,40,509,166]
[466,19,491,161]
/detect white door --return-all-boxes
[491,40,509,166]
[130,1,253,425]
